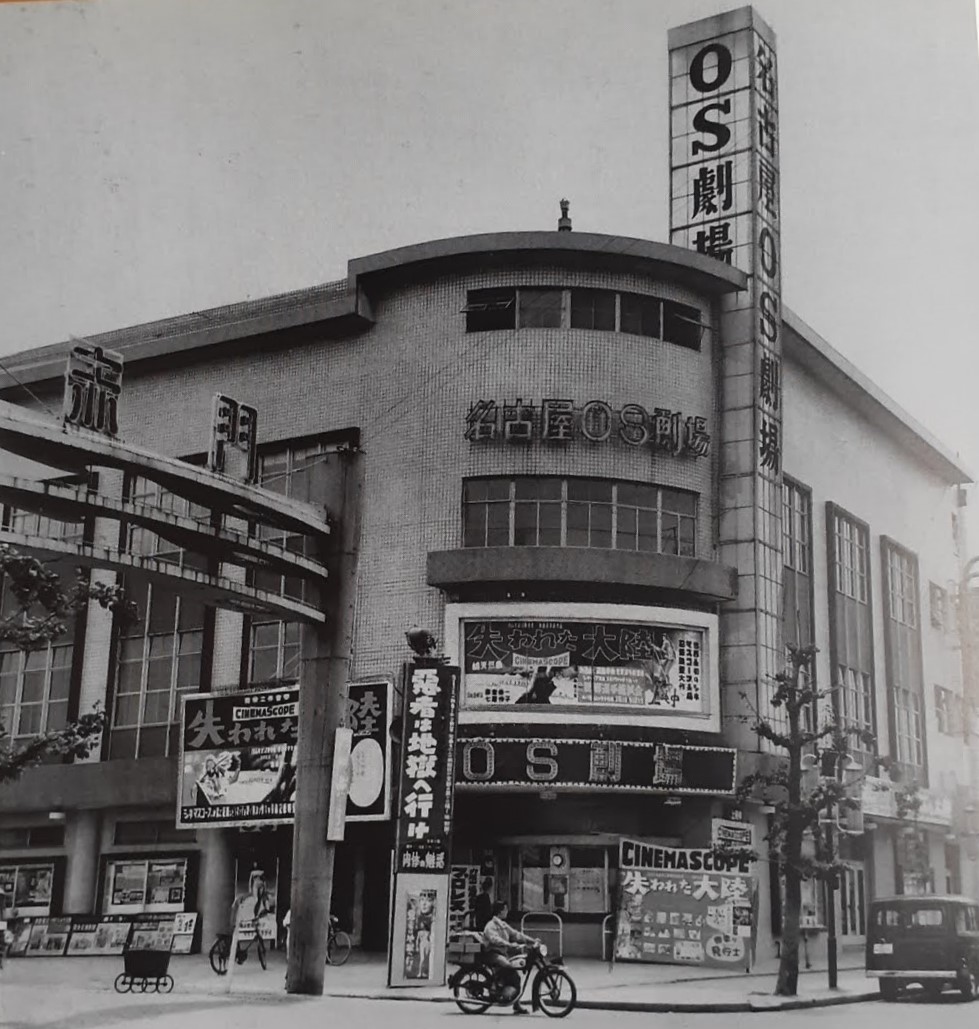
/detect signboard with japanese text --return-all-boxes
[178,688,299,829]
[615,840,757,968]
[669,8,784,725]
[465,397,711,457]
[456,737,736,795]
[346,679,394,822]
[24,917,72,957]
[389,662,460,989]
[449,865,480,933]
[462,619,710,714]
[208,392,259,483]
[62,342,123,436]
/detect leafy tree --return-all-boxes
[718,644,879,996]
[0,544,135,782]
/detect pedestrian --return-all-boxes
[473,877,494,932]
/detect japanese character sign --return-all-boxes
[345,680,393,822]
[62,343,123,436]
[208,393,259,483]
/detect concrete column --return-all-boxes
[199,828,235,944]
[63,810,101,913]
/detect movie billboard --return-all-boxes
[346,679,393,822]
[178,687,298,829]
[614,840,757,969]
[461,619,708,713]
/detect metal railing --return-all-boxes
[601,913,616,964]
[520,911,563,958]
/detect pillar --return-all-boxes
[199,828,235,943]
[63,810,101,913]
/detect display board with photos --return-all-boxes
[0,862,56,916]
[103,857,188,915]
[6,912,198,957]
[462,619,708,713]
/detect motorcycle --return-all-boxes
[448,938,576,1018]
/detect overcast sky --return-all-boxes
[2,0,979,487]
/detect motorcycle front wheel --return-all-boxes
[533,967,577,1017]
[452,966,495,1014]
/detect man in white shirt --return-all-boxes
[481,901,538,1014]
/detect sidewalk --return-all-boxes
[0,948,879,1014]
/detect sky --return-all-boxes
[1,0,979,484]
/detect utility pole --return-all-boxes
[286,444,363,996]
[824,820,837,989]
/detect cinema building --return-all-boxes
[0,6,975,974]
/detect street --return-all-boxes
[3,989,979,1029]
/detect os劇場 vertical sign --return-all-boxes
[669,7,784,715]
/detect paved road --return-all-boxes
[2,986,978,1029]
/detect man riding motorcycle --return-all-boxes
[481,901,539,1014]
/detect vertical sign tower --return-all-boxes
[669,8,783,742]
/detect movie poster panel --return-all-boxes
[178,687,298,828]
[346,679,393,822]
[389,873,449,988]
[462,619,707,713]
[449,865,480,933]
[614,840,757,969]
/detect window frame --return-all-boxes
[462,476,698,557]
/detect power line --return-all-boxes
[0,356,60,422]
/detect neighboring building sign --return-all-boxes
[208,392,258,482]
[62,342,123,436]
[462,618,710,714]
[346,679,394,822]
[711,817,755,850]
[465,398,711,456]
[861,777,952,826]
[389,661,460,989]
[177,687,299,828]
[456,738,736,795]
[615,840,756,968]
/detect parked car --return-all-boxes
[866,895,979,1001]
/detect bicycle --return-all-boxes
[448,939,576,1018]
[209,926,267,975]
[326,914,352,966]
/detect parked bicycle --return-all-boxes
[449,939,576,1017]
[326,914,352,966]
[209,927,266,974]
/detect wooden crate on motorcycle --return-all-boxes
[447,932,483,966]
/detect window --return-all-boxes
[518,288,563,328]
[783,480,814,729]
[464,287,516,332]
[882,539,926,779]
[0,826,65,848]
[0,861,56,915]
[935,685,957,735]
[464,286,704,352]
[0,561,76,749]
[570,288,615,331]
[110,584,205,760]
[103,857,188,914]
[514,844,610,914]
[463,478,698,556]
[827,505,875,761]
[930,582,947,630]
[246,442,325,683]
[662,301,703,350]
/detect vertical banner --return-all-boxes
[669,6,783,732]
[388,661,460,987]
[346,679,394,822]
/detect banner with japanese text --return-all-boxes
[389,661,460,988]
[346,679,393,821]
[178,687,298,829]
[615,840,757,969]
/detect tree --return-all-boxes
[720,644,875,996]
[0,544,135,782]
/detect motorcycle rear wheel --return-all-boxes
[452,967,495,1014]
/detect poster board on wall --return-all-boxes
[389,873,450,988]
[614,840,757,969]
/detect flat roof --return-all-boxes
[0,230,968,483]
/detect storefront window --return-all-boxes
[0,862,56,916]
[516,845,609,914]
[103,857,188,915]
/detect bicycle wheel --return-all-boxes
[327,930,352,966]
[452,966,494,1014]
[256,935,267,970]
[533,968,576,1018]
[209,937,229,976]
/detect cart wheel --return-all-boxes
[137,977,150,993]
[113,973,131,994]
[159,975,174,994]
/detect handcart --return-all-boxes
[114,918,175,993]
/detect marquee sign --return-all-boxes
[465,398,710,457]
[62,343,123,436]
[455,738,736,795]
